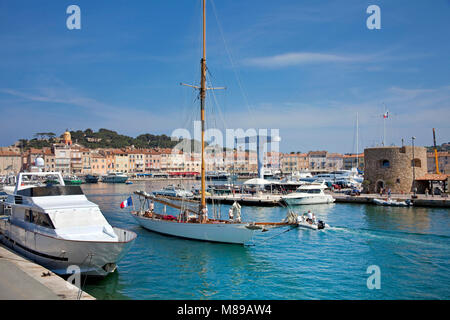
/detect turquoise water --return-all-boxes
[82,181,450,300]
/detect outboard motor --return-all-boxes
[317,220,325,230]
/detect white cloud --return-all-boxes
[244,52,370,68]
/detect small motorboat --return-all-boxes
[296,214,329,230]
[125,181,133,185]
[284,211,329,230]
[373,198,412,207]
[63,175,83,185]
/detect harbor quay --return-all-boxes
[332,192,450,208]
[0,243,94,300]
[197,191,450,208]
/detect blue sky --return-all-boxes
[0,0,449,153]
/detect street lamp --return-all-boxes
[412,136,416,197]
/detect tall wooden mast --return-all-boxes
[181,0,224,214]
[200,0,207,210]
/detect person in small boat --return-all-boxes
[306,210,313,224]
[228,207,234,221]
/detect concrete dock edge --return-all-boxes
[0,243,95,300]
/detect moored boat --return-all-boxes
[63,175,83,185]
[101,172,128,183]
[0,172,137,276]
[84,174,99,183]
[373,198,412,207]
[282,182,335,205]
[128,1,297,245]
[153,185,193,198]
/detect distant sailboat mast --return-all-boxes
[200,0,207,213]
[356,112,359,169]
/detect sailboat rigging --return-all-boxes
[129,0,297,245]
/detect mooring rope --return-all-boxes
[246,225,298,247]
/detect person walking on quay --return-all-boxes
[388,188,391,199]
[425,188,429,197]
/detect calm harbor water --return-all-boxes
[81,181,450,300]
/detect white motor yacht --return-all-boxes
[0,172,137,276]
[282,182,335,205]
[153,185,194,198]
[101,172,128,183]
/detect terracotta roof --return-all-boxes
[283,153,307,157]
[42,149,53,156]
[343,153,364,158]
[91,153,106,158]
[0,150,21,156]
[328,153,344,158]
[415,173,449,181]
[308,151,328,156]
[28,148,43,154]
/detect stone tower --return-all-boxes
[364,146,427,194]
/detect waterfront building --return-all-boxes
[144,149,162,173]
[53,144,71,174]
[128,150,145,173]
[308,151,328,171]
[265,151,282,171]
[343,153,364,171]
[81,147,92,174]
[364,146,427,193]
[325,153,344,171]
[100,149,116,172]
[184,152,201,173]
[166,150,185,172]
[280,153,309,173]
[427,151,450,174]
[113,149,129,173]
[90,152,108,175]
[0,149,21,175]
[70,146,83,174]
[42,147,55,172]
[205,146,226,172]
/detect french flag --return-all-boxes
[383,111,389,119]
[120,196,133,209]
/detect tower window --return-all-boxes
[381,159,390,168]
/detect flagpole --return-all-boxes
[382,103,386,146]
[356,112,359,169]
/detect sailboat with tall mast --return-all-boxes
[129,0,294,245]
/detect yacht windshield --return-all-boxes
[17,186,84,197]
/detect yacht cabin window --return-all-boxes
[25,209,54,229]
